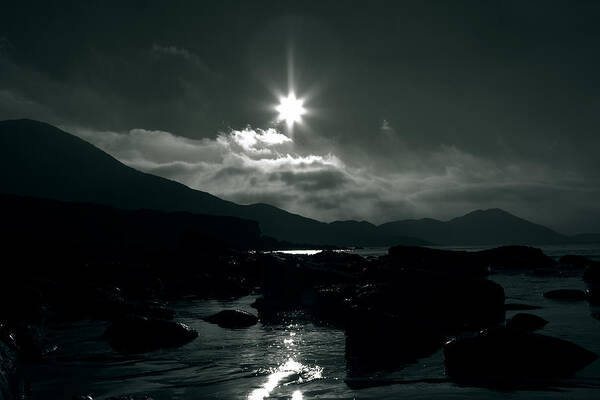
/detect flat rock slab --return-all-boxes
[444,328,597,388]
[506,313,548,332]
[544,289,588,301]
[104,316,197,354]
[204,310,258,329]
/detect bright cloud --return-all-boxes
[67,124,599,231]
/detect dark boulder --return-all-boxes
[344,309,444,376]
[544,289,588,301]
[204,310,258,329]
[583,263,600,283]
[444,328,597,387]
[310,250,367,274]
[477,246,557,272]
[0,328,24,400]
[333,275,504,376]
[73,396,153,400]
[386,246,489,277]
[347,275,505,331]
[586,289,600,305]
[385,245,556,277]
[506,313,548,332]
[442,278,506,329]
[13,323,58,362]
[104,316,197,354]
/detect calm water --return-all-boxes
[27,244,600,399]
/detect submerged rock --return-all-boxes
[504,303,542,311]
[477,246,557,272]
[344,310,444,377]
[0,336,19,400]
[583,262,600,283]
[104,316,197,354]
[322,275,505,376]
[506,313,548,332]
[13,323,58,362]
[544,289,588,301]
[204,310,258,329]
[0,326,27,400]
[383,245,556,281]
[444,328,597,387]
[74,395,154,400]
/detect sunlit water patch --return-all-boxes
[248,325,324,400]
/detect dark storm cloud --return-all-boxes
[1,1,600,233]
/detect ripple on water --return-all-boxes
[248,326,324,400]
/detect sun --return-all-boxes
[276,92,306,128]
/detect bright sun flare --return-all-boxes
[276,92,306,128]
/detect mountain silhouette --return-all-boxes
[0,119,582,246]
[379,208,567,245]
[0,119,424,246]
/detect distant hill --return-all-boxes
[1,119,583,247]
[0,192,263,256]
[0,119,424,247]
[379,209,568,245]
[570,233,600,244]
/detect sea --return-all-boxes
[26,244,600,399]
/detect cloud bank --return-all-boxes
[69,124,600,233]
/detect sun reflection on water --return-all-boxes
[248,330,322,400]
[291,390,303,400]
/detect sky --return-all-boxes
[1,0,599,234]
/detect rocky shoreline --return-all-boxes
[2,245,600,399]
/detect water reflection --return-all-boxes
[271,249,323,255]
[248,328,322,399]
[291,390,303,400]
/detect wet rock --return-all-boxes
[443,278,506,329]
[258,253,356,311]
[583,262,600,283]
[584,288,598,304]
[111,301,176,321]
[104,316,197,354]
[444,328,597,387]
[204,310,258,329]
[504,303,542,311]
[386,245,556,277]
[312,285,355,327]
[332,275,505,376]
[72,396,94,400]
[0,329,22,400]
[385,246,489,277]
[477,246,557,272]
[506,313,548,332]
[344,310,444,376]
[14,323,58,362]
[544,289,588,301]
[310,250,367,274]
[347,274,505,331]
[106,396,154,400]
